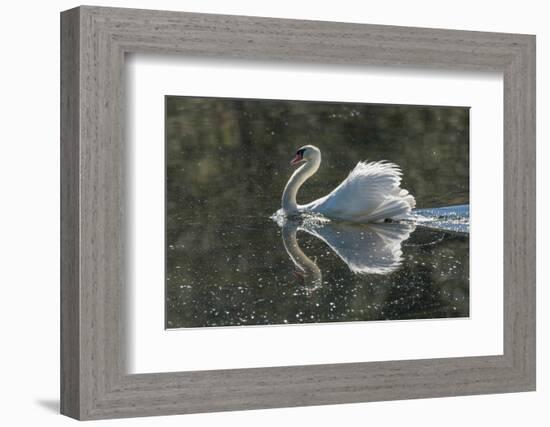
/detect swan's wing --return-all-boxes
[307,161,415,222]
[301,222,415,274]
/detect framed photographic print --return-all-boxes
[60,5,536,420]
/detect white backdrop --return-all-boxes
[0,0,546,426]
[128,57,503,373]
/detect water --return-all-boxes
[165,96,469,329]
[413,205,470,234]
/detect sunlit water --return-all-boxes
[165,96,469,329]
[412,205,469,233]
[166,206,469,329]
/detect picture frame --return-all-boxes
[60,5,536,420]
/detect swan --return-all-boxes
[281,145,416,223]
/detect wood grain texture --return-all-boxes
[60,5,536,420]
[60,7,80,419]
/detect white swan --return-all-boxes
[281,145,415,223]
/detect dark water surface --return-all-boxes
[165,96,469,329]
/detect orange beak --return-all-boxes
[290,153,303,165]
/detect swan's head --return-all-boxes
[290,145,321,166]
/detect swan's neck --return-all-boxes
[282,158,320,213]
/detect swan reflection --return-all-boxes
[281,220,324,290]
[277,215,415,289]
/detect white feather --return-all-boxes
[304,160,416,222]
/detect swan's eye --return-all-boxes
[297,148,306,157]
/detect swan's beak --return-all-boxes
[290,153,304,165]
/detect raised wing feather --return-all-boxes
[305,161,415,222]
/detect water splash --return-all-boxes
[411,204,469,234]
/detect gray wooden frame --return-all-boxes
[60,5,536,420]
